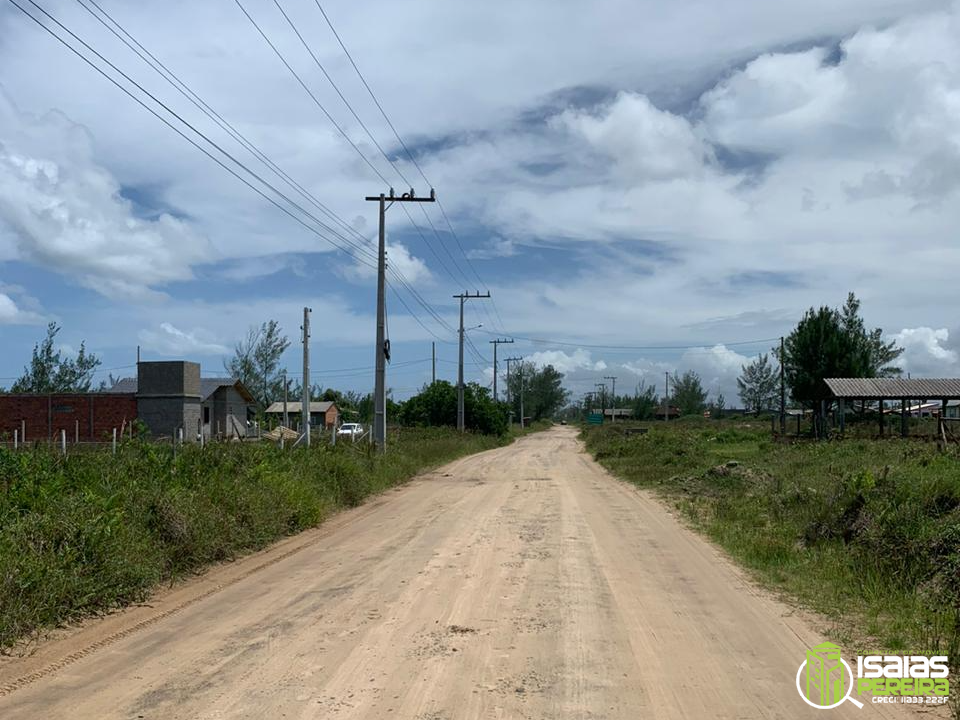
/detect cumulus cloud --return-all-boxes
[467,236,517,260]
[138,322,230,357]
[0,90,210,300]
[343,240,430,285]
[523,348,607,374]
[889,327,960,376]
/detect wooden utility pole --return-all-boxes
[301,307,311,446]
[454,291,491,432]
[489,338,514,402]
[604,375,617,421]
[282,370,289,429]
[365,188,436,450]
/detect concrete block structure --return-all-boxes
[0,393,137,442]
[134,361,202,439]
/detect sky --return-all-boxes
[1,0,960,405]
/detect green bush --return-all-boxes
[582,422,960,663]
[0,427,507,649]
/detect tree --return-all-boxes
[400,380,506,435]
[781,293,902,408]
[670,370,707,416]
[505,363,569,421]
[632,381,660,420]
[737,353,778,415]
[224,320,291,408]
[12,323,102,393]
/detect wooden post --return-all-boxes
[879,399,885,437]
[75,418,79,444]
[901,399,908,438]
[796,413,801,437]
[839,398,845,435]
[819,399,827,439]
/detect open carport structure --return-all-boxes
[824,377,960,437]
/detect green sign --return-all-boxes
[587,413,603,425]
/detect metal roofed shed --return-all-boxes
[824,378,960,438]
[264,401,339,430]
[823,378,960,399]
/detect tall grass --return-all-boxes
[0,427,506,650]
[582,421,960,664]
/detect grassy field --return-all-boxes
[582,419,960,666]
[0,426,526,651]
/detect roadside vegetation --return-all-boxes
[582,419,960,669]
[0,426,530,651]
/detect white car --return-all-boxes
[336,423,363,440]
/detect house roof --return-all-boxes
[264,401,336,414]
[108,377,255,403]
[824,378,960,399]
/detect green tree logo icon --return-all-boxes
[805,642,845,707]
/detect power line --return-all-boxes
[11,0,382,273]
[475,330,780,351]
[309,0,506,330]
[232,0,393,186]
[20,0,460,344]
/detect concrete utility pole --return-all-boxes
[664,371,670,422]
[454,291,491,432]
[282,370,289,429]
[779,336,786,435]
[489,338,514,402]
[519,358,525,429]
[505,356,523,426]
[604,375,618,422]
[432,342,436,384]
[301,307,311,446]
[596,383,607,422]
[366,188,435,451]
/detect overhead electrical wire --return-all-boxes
[36,0,458,342]
[308,0,507,331]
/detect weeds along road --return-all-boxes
[0,427,910,719]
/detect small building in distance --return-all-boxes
[264,401,339,430]
[655,405,682,420]
[109,366,256,440]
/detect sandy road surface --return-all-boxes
[0,427,912,719]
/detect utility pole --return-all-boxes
[604,375,618,422]
[596,383,607,422]
[282,370,289,429]
[454,291,491,432]
[506,356,521,426]
[779,336,786,435]
[301,307,311,446]
[432,341,436,384]
[366,188,436,451]
[519,359,525,429]
[489,338,514,402]
[664,371,670,422]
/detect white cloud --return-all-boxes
[138,322,230,357]
[467,236,517,260]
[0,91,211,300]
[558,92,713,181]
[523,348,607,374]
[889,327,960,376]
[342,240,430,285]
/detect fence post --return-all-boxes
[13,429,18,450]
[331,421,336,446]
[21,420,25,444]
[112,428,117,455]
[60,429,66,456]
[75,419,79,444]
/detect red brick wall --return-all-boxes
[0,394,138,443]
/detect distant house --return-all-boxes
[603,408,634,419]
[109,369,256,440]
[654,405,682,420]
[264,401,339,430]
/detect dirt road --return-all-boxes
[0,427,910,718]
